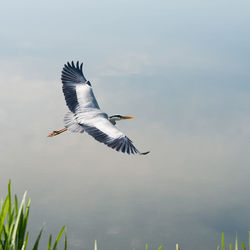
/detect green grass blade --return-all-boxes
[0,240,4,249]
[7,222,15,246]
[221,232,225,250]
[1,181,68,250]
[145,243,148,250]
[229,243,232,250]
[176,243,179,250]
[94,240,97,250]
[52,225,66,250]
[11,191,27,247]
[0,196,9,221]
[47,235,52,250]
[18,199,31,248]
[32,227,43,250]
[2,225,8,248]
[217,246,220,250]
[64,231,67,250]
[158,246,163,250]
[1,181,69,250]
[0,196,9,237]
[23,231,29,250]
[7,180,13,230]
[235,232,238,250]
[14,195,18,217]
[23,199,31,221]
[242,242,247,250]
[248,231,250,250]
[21,232,29,250]
[17,209,25,248]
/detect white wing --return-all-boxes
[76,110,148,155]
[61,61,100,113]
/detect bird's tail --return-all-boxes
[64,111,85,133]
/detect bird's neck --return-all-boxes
[109,117,116,125]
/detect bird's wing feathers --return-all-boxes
[61,61,87,84]
[61,61,100,113]
[64,111,85,133]
[61,61,149,155]
[79,115,145,155]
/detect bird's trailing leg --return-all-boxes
[48,128,67,137]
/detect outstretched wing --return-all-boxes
[61,61,100,113]
[61,61,149,155]
[78,114,149,155]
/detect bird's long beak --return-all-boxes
[121,116,134,119]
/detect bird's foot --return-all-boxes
[48,130,60,137]
[48,128,67,137]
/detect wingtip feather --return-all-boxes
[61,61,86,84]
[139,151,150,155]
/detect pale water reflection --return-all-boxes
[1,0,250,249]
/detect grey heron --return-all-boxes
[48,61,149,155]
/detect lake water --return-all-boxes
[1,1,250,249]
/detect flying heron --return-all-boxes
[48,61,149,155]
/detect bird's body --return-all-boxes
[48,61,149,155]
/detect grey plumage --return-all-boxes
[64,111,85,133]
[61,61,149,155]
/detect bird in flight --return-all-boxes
[48,61,149,155]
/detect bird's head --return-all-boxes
[109,115,134,125]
